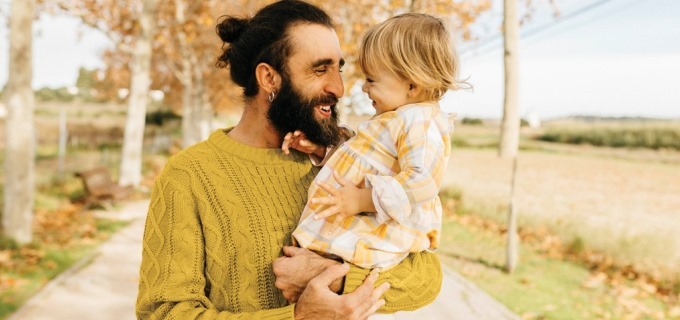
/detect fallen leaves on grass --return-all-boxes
[0,274,25,292]
[444,199,680,318]
[33,202,95,246]
[0,202,97,277]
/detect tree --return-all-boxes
[119,0,159,187]
[53,0,491,151]
[43,0,159,187]
[500,0,521,273]
[159,0,224,148]
[2,0,36,244]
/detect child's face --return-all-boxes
[361,66,412,115]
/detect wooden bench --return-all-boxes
[75,167,133,206]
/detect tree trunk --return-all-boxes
[194,70,213,142]
[506,156,519,273]
[180,71,197,148]
[119,0,158,187]
[2,0,36,244]
[174,0,201,148]
[499,0,520,159]
[500,0,521,273]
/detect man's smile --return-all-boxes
[316,105,333,119]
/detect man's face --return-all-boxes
[268,73,341,146]
[267,23,345,147]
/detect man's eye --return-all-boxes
[314,68,327,74]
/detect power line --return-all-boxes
[460,0,617,56]
[460,0,652,59]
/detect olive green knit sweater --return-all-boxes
[136,129,442,319]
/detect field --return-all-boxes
[445,147,680,275]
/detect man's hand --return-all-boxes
[282,130,325,158]
[295,264,389,320]
[273,246,342,303]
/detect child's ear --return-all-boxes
[408,83,423,99]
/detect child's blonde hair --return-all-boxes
[358,13,466,101]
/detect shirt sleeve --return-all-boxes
[136,174,295,320]
[342,251,443,312]
[364,112,449,223]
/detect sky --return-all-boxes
[0,0,679,120]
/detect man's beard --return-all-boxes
[268,79,341,147]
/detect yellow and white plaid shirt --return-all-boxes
[293,102,454,270]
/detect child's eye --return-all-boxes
[366,78,374,83]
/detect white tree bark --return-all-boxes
[194,71,213,142]
[175,0,212,148]
[119,0,159,187]
[499,0,521,159]
[2,0,36,244]
[500,0,521,273]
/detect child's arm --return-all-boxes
[281,126,355,166]
[365,111,451,225]
[281,130,326,158]
[310,171,375,222]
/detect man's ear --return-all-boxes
[255,62,282,95]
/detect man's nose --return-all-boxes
[325,69,344,99]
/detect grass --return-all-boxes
[438,190,680,319]
[0,218,128,319]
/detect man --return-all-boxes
[136,1,442,319]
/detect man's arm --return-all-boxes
[343,252,442,312]
[274,248,442,313]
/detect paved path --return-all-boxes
[9,200,519,320]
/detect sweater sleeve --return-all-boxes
[136,173,295,320]
[341,251,442,313]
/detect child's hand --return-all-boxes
[311,171,364,222]
[282,130,324,157]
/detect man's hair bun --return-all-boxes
[216,16,249,43]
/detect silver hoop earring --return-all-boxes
[268,91,276,103]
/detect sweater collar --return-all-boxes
[208,128,308,164]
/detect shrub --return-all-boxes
[146,110,181,126]
[461,117,483,125]
[536,125,680,150]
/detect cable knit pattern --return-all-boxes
[136,129,442,319]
